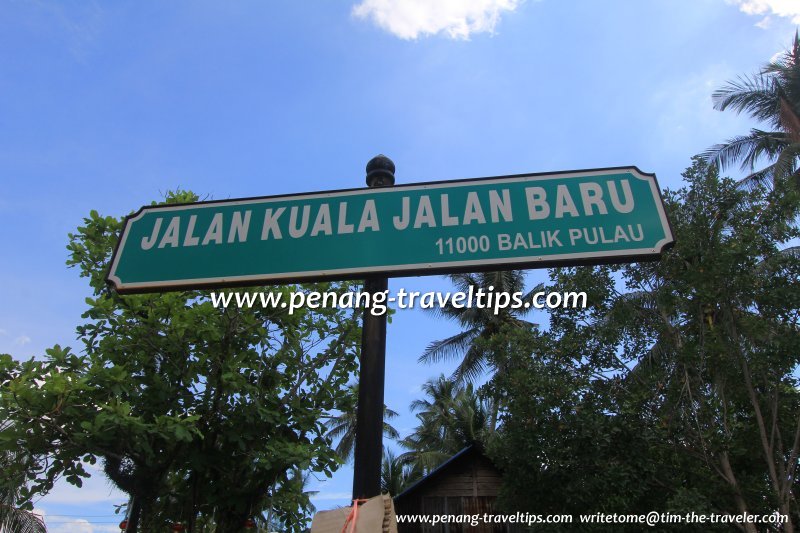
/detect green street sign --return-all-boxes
[107,167,674,293]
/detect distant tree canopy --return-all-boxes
[399,375,494,474]
[490,157,800,532]
[0,191,362,533]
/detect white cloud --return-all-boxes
[93,526,122,533]
[770,50,785,63]
[49,518,93,533]
[44,518,118,533]
[34,465,124,533]
[726,0,800,25]
[352,0,523,40]
[35,505,120,533]
[14,335,31,346]
[755,15,772,28]
[26,1,107,63]
[34,508,87,533]
[0,328,8,336]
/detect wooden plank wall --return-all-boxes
[395,452,527,533]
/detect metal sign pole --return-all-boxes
[352,155,395,501]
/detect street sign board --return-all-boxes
[107,167,674,293]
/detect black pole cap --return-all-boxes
[365,154,395,187]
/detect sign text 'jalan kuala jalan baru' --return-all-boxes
[107,167,674,293]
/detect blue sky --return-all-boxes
[1,0,799,530]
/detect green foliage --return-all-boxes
[380,449,421,497]
[419,270,537,383]
[704,32,800,192]
[0,405,47,533]
[491,158,800,531]
[0,190,361,532]
[324,384,399,463]
[399,375,494,473]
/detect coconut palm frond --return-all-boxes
[595,290,659,328]
[707,32,800,193]
[445,273,481,295]
[418,328,480,366]
[332,428,356,462]
[757,246,800,269]
[518,283,546,304]
[762,33,799,75]
[399,377,493,474]
[777,245,800,259]
[396,448,451,474]
[451,344,489,384]
[324,386,401,462]
[772,143,800,184]
[703,130,790,172]
[0,451,46,533]
[626,341,670,386]
[712,74,782,127]
[421,270,535,384]
[0,508,47,533]
[381,449,423,495]
[737,162,778,192]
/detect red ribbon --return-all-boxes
[341,498,369,533]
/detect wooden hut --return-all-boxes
[393,445,517,533]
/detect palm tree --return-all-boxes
[398,376,460,471]
[380,449,422,496]
[420,270,537,384]
[704,32,800,191]
[399,376,493,473]
[0,449,47,533]
[324,384,400,463]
